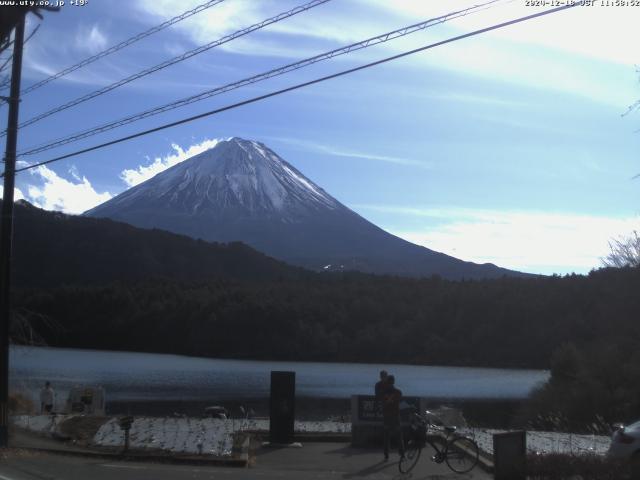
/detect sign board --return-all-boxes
[493,430,526,480]
[351,395,427,426]
[351,395,428,447]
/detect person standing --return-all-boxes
[374,370,388,397]
[40,381,55,414]
[381,375,404,461]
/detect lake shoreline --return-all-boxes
[10,344,549,372]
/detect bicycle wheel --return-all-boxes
[445,436,479,474]
[398,439,422,474]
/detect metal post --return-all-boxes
[0,13,25,448]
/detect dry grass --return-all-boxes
[8,391,34,414]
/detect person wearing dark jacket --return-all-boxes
[381,375,404,461]
[374,370,388,397]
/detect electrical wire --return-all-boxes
[0,24,40,92]
[0,24,40,106]
[18,0,506,157]
[0,55,13,76]
[2,0,331,137]
[9,2,582,177]
[2,0,228,95]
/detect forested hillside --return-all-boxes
[13,267,640,370]
[9,200,306,287]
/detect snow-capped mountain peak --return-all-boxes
[100,137,339,217]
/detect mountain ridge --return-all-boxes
[86,137,527,280]
[8,199,305,288]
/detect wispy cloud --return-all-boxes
[26,166,113,214]
[134,0,379,58]
[120,138,221,187]
[76,24,109,55]
[355,204,640,274]
[271,136,431,168]
[426,91,533,109]
[22,43,132,88]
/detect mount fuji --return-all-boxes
[85,137,521,279]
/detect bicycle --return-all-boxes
[398,409,480,474]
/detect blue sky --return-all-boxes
[1,0,639,275]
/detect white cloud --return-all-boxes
[26,166,113,214]
[0,186,25,201]
[355,205,640,275]
[136,0,268,49]
[120,138,221,187]
[76,24,109,55]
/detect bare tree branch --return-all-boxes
[10,308,63,346]
[601,230,640,268]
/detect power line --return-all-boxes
[18,0,506,157]
[0,0,228,95]
[0,24,39,89]
[2,0,331,137]
[0,75,9,90]
[0,38,14,58]
[9,2,582,177]
[0,55,13,76]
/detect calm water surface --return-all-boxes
[10,346,548,403]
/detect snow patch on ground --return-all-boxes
[12,415,65,434]
[14,415,608,458]
[91,417,350,456]
[93,417,236,456]
[462,428,610,456]
[240,419,351,434]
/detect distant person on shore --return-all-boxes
[374,370,388,397]
[381,375,404,461]
[40,381,55,414]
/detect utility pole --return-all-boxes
[0,12,25,448]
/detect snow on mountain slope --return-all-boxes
[99,138,337,217]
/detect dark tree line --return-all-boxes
[13,266,640,373]
[8,200,307,288]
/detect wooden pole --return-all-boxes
[0,12,25,448]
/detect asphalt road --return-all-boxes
[0,443,491,480]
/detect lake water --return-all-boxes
[10,346,548,406]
